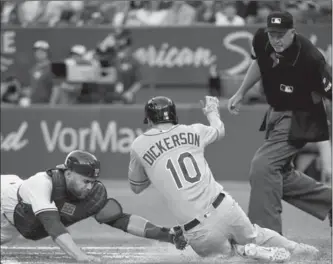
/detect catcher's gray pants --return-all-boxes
[248,110,332,234]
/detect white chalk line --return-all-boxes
[1,246,177,258]
[1,246,182,264]
[1,246,148,250]
[2,246,327,264]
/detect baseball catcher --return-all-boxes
[1,150,187,263]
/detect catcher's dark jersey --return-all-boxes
[13,170,107,240]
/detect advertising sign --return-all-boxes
[1,105,266,181]
[1,26,331,85]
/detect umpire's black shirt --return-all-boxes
[252,28,332,143]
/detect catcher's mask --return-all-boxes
[57,150,100,178]
[143,96,178,125]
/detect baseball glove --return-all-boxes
[170,226,188,250]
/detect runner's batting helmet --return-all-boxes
[60,150,100,178]
[144,96,178,125]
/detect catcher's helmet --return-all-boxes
[144,96,178,125]
[60,150,100,178]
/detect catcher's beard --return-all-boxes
[67,181,89,199]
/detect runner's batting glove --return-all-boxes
[169,226,188,250]
[200,96,220,117]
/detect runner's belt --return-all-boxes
[183,192,225,231]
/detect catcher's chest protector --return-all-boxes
[13,170,108,240]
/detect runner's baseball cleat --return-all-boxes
[244,243,291,263]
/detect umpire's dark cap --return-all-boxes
[266,11,294,33]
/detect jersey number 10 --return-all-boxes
[166,152,202,189]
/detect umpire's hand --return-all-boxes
[228,92,244,115]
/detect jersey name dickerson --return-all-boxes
[143,132,200,166]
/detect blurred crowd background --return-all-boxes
[1,0,332,27]
[1,1,332,183]
[1,0,331,107]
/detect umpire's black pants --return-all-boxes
[248,109,332,234]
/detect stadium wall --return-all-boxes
[1,105,268,181]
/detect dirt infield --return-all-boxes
[1,243,331,264]
[1,181,331,263]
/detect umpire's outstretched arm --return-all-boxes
[237,59,262,97]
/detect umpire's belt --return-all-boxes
[183,193,225,231]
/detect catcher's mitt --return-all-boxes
[170,226,188,250]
